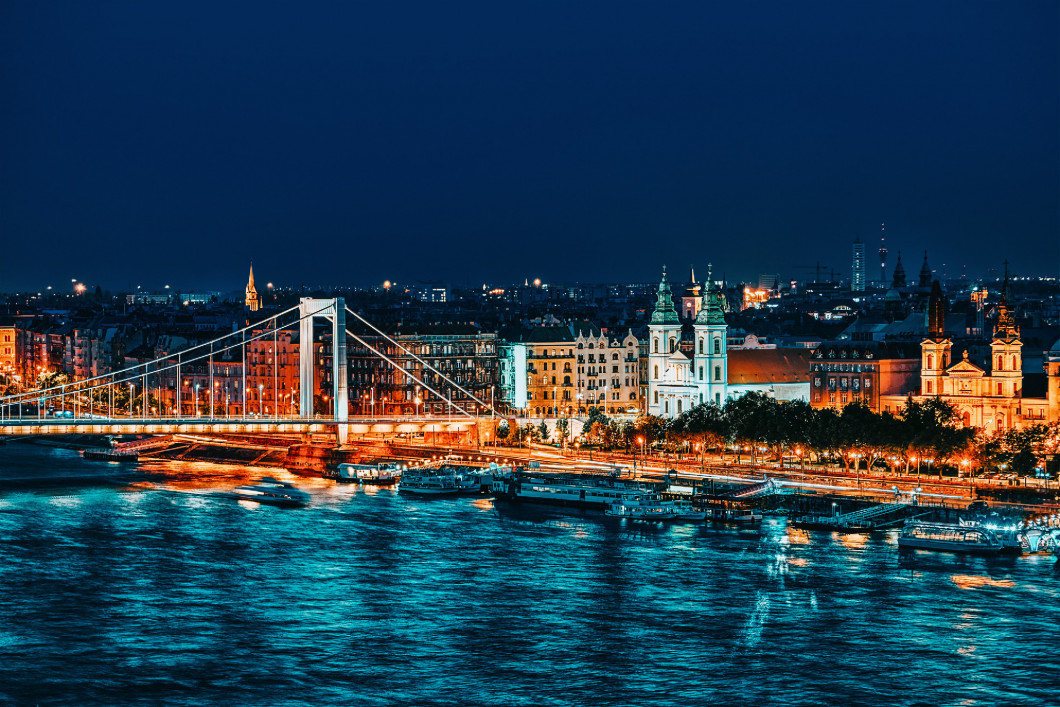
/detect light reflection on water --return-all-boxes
[0,444,1058,706]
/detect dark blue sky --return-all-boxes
[1,1,1057,292]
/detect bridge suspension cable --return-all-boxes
[344,327,473,419]
[0,302,332,414]
[344,306,503,418]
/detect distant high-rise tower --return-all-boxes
[245,262,260,311]
[851,237,866,292]
[878,222,888,286]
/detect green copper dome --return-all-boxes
[696,265,726,325]
[650,267,680,324]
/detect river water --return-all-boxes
[1,443,1058,706]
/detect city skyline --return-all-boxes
[1,3,1057,291]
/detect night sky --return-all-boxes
[1,2,1057,292]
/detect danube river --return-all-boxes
[1,444,1058,706]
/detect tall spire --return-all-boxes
[994,260,1018,340]
[918,250,932,289]
[650,266,680,324]
[892,250,906,288]
[928,280,946,340]
[245,261,260,312]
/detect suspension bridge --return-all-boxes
[0,298,506,444]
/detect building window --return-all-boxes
[654,365,659,379]
[713,337,721,354]
[713,366,720,381]
[699,366,704,381]
[653,391,658,404]
[698,339,703,354]
[653,339,659,353]
[926,380,933,394]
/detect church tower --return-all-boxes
[647,266,681,416]
[694,264,728,406]
[245,262,260,312]
[892,250,907,288]
[920,279,950,396]
[1046,337,1060,423]
[990,263,1022,399]
[918,251,932,289]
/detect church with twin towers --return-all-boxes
[647,265,728,418]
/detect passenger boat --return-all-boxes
[332,462,402,485]
[494,472,655,510]
[672,500,707,521]
[1017,527,1060,555]
[233,477,310,507]
[399,466,482,496]
[605,493,678,520]
[898,521,1020,556]
[704,505,763,524]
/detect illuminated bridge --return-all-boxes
[0,298,505,443]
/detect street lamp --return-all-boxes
[194,383,200,417]
[258,384,264,417]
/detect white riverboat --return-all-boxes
[333,463,402,485]
[605,493,678,521]
[495,472,654,510]
[672,500,707,521]
[898,521,1020,556]
[399,465,483,496]
[233,477,310,508]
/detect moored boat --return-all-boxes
[898,521,1019,556]
[672,500,707,521]
[233,477,310,507]
[332,462,402,485]
[399,465,482,496]
[605,493,678,521]
[82,448,139,462]
[494,472,655,510]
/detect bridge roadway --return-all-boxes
[0,415,486,437]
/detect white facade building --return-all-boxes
[647,267,729,419]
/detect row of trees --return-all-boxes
[494,392,1059,477]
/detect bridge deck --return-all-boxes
[0,416,485,436]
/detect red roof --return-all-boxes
[728,349,812,385]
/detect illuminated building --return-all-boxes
[742,287,770,310]
[573,326,640,415]
[647,265,728,418]
[878,270,1057,430]
[851,237,865,292]
[0,319,16,381]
